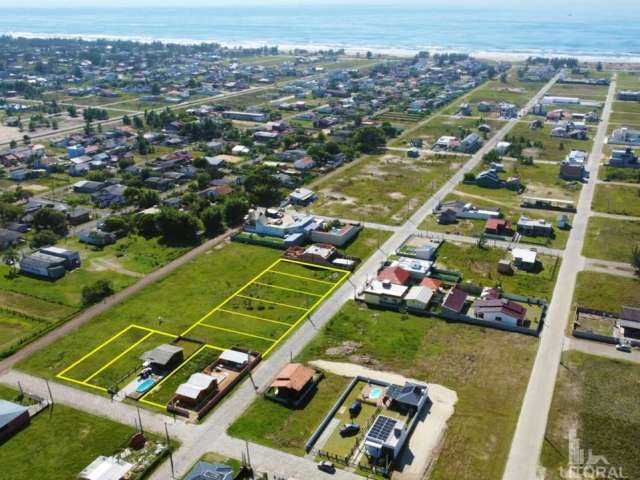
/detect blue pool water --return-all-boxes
[369,387,382,400]
[136,378,156,394]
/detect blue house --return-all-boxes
[67,144,86,159]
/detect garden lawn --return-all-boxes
[583,216,640,263]
[339,228,392,262]
[0,384,137,480]
[573,271,640,313]
[592,184,640,217]
[599,165,640,183]
[540,352,640,480]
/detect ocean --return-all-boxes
[1,4,640,60]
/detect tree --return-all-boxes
[0,202,23,222]
[133,116,144,130]
[151,83,161,96]
[482,149,501,164]
[30,229,59,248]
[9,140,17,149]
[156,208,202,244]
[138,189,160,209]
[122,115,132,126]
[351,126,386,154]
[135,213,159,238]
[82,280,114,306]
[101,216,130,235]
[200,205,224,237]
[33,208,68,235]
[67,105,77,118]
[223,196,249,226]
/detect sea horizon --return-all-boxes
[1,5,640,62]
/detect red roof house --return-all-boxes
[377,266,411,285]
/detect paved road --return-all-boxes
[0,228,238,375]
[564,337,640,364]
[502,76,617,480]
[0,74,560,480]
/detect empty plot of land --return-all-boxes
[311,153,467,225]
[583,216,640,263]
[573,271,640,313]
[507,122,595,162]
[592,184,640,217]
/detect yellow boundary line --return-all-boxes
[252,281,322,297]
[218,308,293,327]
[57,325,137,379]
[235,295,308,311]
[261,270,348,357]
[58,258,349,398]
[267,269,336,286]
[198,322,277,343]
[139,344,223,409]
[84,332,155,383]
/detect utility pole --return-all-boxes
[165,423,175,479]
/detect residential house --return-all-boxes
[19,252,67,280]
[78,456,134,480]
[442,287,468,314]
[0,228,22,251]
[560,149,588,180]
[362,279,409,307]
[91,184,126,208]
[434,135,460,151]
[184,462,234,480]
[609,148,639,167]
[78,229,117,247]
[517,216,553,237]
[377,266,411,285]
[38,246,81,269]
[404,286,435,311]
[618,91,640,102]
[610,127,640,146]
[472,297,528,327]
[265,363,318,406]
[141,344,184,373]
[459,133,482,153]
[475,168,502,188]
[512,248,538,271]
[484,218,513,236]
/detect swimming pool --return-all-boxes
[136,378,156,394]
[369,387,383,399]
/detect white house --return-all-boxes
[404,286,435,310]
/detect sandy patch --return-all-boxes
[388,192,406,200]
[310,360,458,480]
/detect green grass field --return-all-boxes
[592,184,640,217]
[573,271,640,313]
[547,84,609,101]
[311,153,469,225]
[599,165,640,183]
[0,384,138,480]
[541,351,640,480]
[435,241,560,300]
[583,216,640,263]
[403,115,506,146]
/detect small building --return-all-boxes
[0,399,30,443]
[377,266,411,285]
[174,372,220,407]
[609,148,639,168]
[459,133,482,154]
[310,221,361,247]
[184,462,234,480]
[484,218,513,236]
[495,141,511,156]
[0,228,22,251]
[364,415,408,461]
[39,246,81,270]
[141,344,184,373]
[512,248,538,270]
[404,286,435,311]
[497,259,514,275]
[560,149,587,180]
[362,280,409,307]
[78,229,117,247]
[475,169,502,189]
[266,363,318,406]
[472,298,528,327]
[19,252,67,280]
[442,287,468,314]
[78,456,134,480]
[289,188,316,206]
[517,216,553,237]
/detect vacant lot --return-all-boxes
[583,216,640,263]
[573,271,640,313]
[0,384,138,480]
[403,115,506,147]
[291,301,539,480]
[435,241,560,300]
[547,84,608,101]
[311,153,467,225]
[592,184,640,217]
[541,352,640,480]
[599,165,640,183]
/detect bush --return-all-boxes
[82,280,114,306]
[30,229,58,248]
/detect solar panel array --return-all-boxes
[368,415,397,442]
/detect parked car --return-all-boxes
[616,343,632,353]
[348,400,362,417]
[340,423,360,437]
[317,461,335,474]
